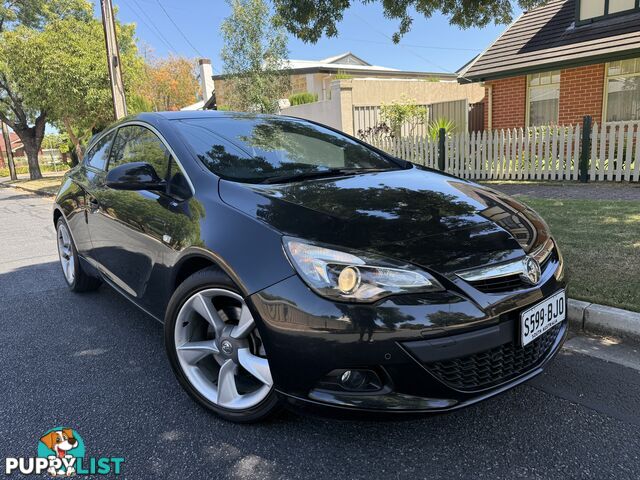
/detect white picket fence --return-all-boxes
[371,121,640,182]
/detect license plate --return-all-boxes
[520,290,566,347]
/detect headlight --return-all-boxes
[283,237,444,302]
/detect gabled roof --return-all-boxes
[286,52,396,72]
[212,52,457,80]
[459,0,640,82]
[319,52,370,65]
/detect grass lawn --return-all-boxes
[520,197,640,312]
[4,174,64,196]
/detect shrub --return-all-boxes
[428,118,456,141]
[334,70,353,80]
[0,163,69,178]
[357,122,393,143]
[380,96,428,137]
[288,92,318,106]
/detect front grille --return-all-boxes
[469,251,556,294]
[424,323,563,391]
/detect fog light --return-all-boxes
[340,370,366,390]
[338,266,360,293]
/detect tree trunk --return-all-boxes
[12,113,46,180]
[20,136,42,180]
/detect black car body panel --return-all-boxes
[53,111,566,416]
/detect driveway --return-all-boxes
[1,186,639,479]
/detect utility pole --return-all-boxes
[100,0,127,119]
[1,121,17,180]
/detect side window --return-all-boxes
[108,125,170,180]
[84,131,115,170]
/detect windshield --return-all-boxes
[173,115,399,183]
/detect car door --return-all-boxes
[87,124,179,310]
[67,130,116,257]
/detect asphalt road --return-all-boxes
[1,186,640,480]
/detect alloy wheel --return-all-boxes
[173,288,273,410]
[57,222,75,285]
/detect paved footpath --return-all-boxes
[1,186,640,479]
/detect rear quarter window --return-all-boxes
[84,131,116,170]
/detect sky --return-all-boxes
[104,0,522,75]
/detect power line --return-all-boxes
[341,37,482,52]
[350,12,467,77]
[128,0,179,55]
[154,0,205,58]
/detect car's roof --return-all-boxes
[136,110,280,121]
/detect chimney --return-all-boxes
[198,58,215,103]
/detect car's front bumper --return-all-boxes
[248,256,567,416]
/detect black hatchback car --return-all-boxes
[54,111,566,422]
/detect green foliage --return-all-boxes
[2,10,145,160]
[380,96,428,137]
[221,0,290,113]
[0,163,68,177]
[216,104,232,111]
[273,0,547,43]
[428,118,456,141]
[41,16,144,141]
[127,93,154,115]
[288,92,318,106]
[43,132,71,153]
[0,0,92,179]
[0,0,91,33]
[334,71,353,80]
[0,0,141,178]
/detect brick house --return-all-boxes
[458,0,640,131]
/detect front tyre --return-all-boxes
[56,217,101,292]
[164,268,280,423]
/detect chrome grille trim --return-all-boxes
[456,257,527,283]
[456,238,555,284]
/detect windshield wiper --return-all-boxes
[260,167,393,184]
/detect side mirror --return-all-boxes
[105,162,166,191]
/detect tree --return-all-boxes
[139,54,199,111]
[0,0,91,179]
[8,15,144,164]
[220,0,290,113]
[33,15,144,162]
[273,0,547,43]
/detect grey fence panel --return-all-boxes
[429,99,468,134]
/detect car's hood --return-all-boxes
[219,166,551,275]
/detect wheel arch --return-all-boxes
[53,206,64,227]
[171,249,246,296]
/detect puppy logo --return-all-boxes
[38,427,84,477]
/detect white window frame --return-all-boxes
[577,0,640,24]
[603,58,640,124]
[526,71,561,127]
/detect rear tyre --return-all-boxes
[56,217,102,293]
[164,268,281,423]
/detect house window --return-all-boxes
[527,71,560,126]
[605,58,640,122]
[578,0,639,22]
